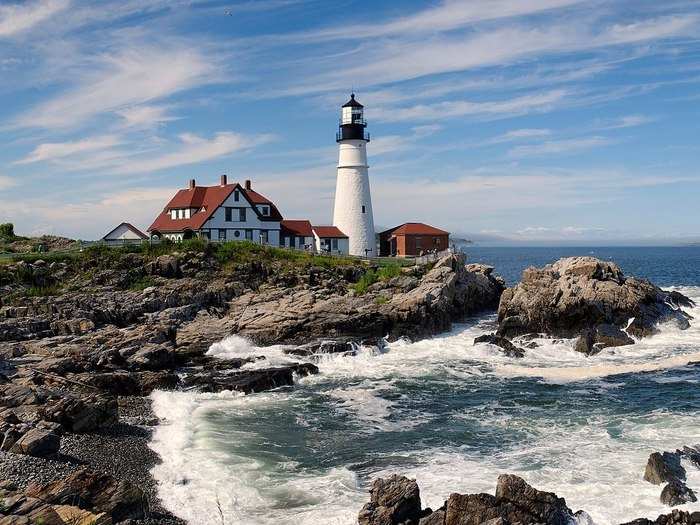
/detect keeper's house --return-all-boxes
[379,223,449,257]
[148,176,283,243]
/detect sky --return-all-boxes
[0,0,699,245]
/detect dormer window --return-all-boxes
[260,205,270,216]
[170,210,177,220]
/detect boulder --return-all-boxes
[474,334,525,358]
[644,452,686,485]
[126,344,175,371]
[9,427,60,457]
[42,393,118,432]
[497,257,693,339]
[26,468,147,522]
[661,480,697,507]
[182,363,319,394]
[574,324,634,356]
[494,474,573,525]
[358,475,423,525]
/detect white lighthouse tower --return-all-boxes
[333,94,376,257]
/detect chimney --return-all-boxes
[188,179,196,190]
[245,179,252,190]
[220,174,227,186]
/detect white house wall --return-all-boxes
[105,224,144,240]
[202,189,280,244]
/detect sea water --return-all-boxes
[149,246,700,525]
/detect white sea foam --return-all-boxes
[150,286,700,525]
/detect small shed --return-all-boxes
[312,226,349,255]
[102,223,148,245]
[379,223,449,257]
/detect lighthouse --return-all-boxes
[333,94,376,257]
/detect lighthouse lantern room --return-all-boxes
[333,94,376,257]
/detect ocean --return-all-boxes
[148,246,700,525]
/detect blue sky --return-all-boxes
[0,0,699,244]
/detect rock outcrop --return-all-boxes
[473,334,525,358]
[643,447,700,507]
[358,474,584,525]
[497,257,693,342]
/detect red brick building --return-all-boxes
[379,223,450,257]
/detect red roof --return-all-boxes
[381,222,449,236]
[281,220,313,237]
[313,226,347,238]
[148,182,282,233]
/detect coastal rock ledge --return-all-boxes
[496,256,694,346]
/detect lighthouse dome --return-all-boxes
[342,93,364,108]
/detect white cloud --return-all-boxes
[0,0,70,38]
[508,136,611,157]
[15,135,122,165]
[373,90,569,123]
[602,114,656,129]
[299,0,586,41]
[16,44,220,129]
[116,105,179,128]
[115,132,274,174]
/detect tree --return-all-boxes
[0,223,15,240]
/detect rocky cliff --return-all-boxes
[0,245,504,523]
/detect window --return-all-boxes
[239,208,246,222]
[218,229,226,241]
[178,209,184,219]
[234,230,241,238]
[260,206,269,216]
[202,231,210,240]
[234,191,239,202]
[289,236,295,248]
[415,236,423,249]
[332,238,338,250]
[170,210,177,220]
[433,237,439,246]
[260,230,269,244]
[225,207,232,222]
[245,230,253,240]
[184,209,191,219]
[362,205,366,213]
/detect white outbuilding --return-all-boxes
[102,223,148,245]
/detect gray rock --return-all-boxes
[644,452,686,485]
[474,334,525,358]
[358,475,422,525]
[497,257,694,340]
[661,480,697,507]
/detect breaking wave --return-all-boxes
[150,286,700,525]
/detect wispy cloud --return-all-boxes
[15,135,122,165]
[115,131,274,174]
[508,136,611,157]
[0,0,70,38]
[373,90,568,123]
[116,105,179,128]
[298,0,586,41]
[15,43,221,129]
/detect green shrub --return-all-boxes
[0,223,15,240]
[26,285,61,296]
[375,295,389,305]
[377,263,401,281]
[353,270,378,294]
[128,276,158,291]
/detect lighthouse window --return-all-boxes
[362,206,366,213]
